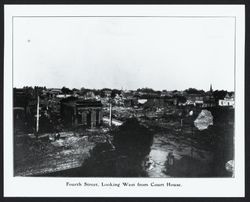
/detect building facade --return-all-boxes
[61,99,103,128]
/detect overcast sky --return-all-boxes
[13,17,235,91]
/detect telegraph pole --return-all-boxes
[109,102,112,127]
[190,110,194,158]
[191,123,194,158]
[35,95,40,139]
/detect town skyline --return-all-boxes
[14,85,234,92]
[13,75,235,92]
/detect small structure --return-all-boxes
[144,96,178,108]
[203,95,216,108]
[124,97,138,107]
[103,90,112,97]
[85,91,95,99]
[113,94,124,106]
[185,94,204,106]
[218,93,235,107]
[48,88,62,98]
[160,90,171,97]
[165,97,178,106]
[61,98,103,128]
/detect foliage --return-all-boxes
[213,90,228,102]
[136,87,155,93]
[113,118,153,156]
[61,86,73,94]
[184,88,205,94]
[111,89,121,98]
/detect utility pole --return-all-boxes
[109,102,112,127]
[35,95,40,139]
[189,110,194,158]
[191,124,193,158]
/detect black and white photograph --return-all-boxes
[4,5,245,197]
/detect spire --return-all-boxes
[210,84,213,93]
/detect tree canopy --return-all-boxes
[61,86,72,94]
[184,88,205,94]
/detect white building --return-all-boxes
[219,93,234,107]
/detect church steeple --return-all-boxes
[210,84,213,93]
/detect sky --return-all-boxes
[13,17,235,91]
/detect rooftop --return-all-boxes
[62,98,103,108]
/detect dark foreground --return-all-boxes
[15,107,234,177]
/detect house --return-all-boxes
[218,93,235,107]
[185,94,204,106]
[48,88,62,98]
[160,91,171,97]
[124,97,138,107]
[103,90,112,97]
[61,98,103,128]
[85,91,95,99]
[164,96,178,106]
[113,94,124,105]
[144,97,169,108]
[203,94,216,108]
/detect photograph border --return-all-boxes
[1,3,244,199]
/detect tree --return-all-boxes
[213,90,228,102]
[61,86,72,94]
[184,88,204,94]
[113,118,153,156]
[111,89,121,98]
[72,88,79,92]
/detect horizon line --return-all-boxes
[13,85,235,92]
